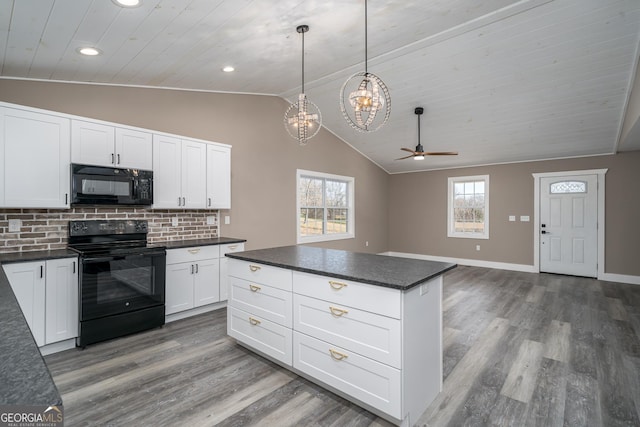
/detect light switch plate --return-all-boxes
[171,217,179,227]
[509,215,516,222]
[520,215,530,222]
[8,219,21,232]
[224,215,230,225]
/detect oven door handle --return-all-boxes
[81,250,166,264]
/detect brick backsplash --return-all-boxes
[0,208,219,253]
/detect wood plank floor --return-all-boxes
[44,266,640,426]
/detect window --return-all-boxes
[448,175,489,239]
[297,169,354,243]
[550,181,586,194]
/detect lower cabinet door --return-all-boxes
[293,331,401,419]
[193,258,220,307]
[227,306,292,366]
[45,258,78,344]
[165,262,194,315]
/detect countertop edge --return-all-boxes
[226,249,457,291]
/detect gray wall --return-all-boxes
[1,78,638,277]
[388,152,640,276]
[0,79,389,254]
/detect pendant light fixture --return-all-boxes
[340,0,390,133]
[284,25,322,145]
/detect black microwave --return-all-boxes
[71,164,153,206]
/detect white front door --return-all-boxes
[540,174,598,277]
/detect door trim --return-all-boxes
[532,169,607,278]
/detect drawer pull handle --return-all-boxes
[329,349,348,361]
[249,317,261,326]
[188,248,200,254]
[249,265,261,272]
[249,284,261,292]
[229,245,237,250]
[329,306,348,317]
[329,280,348,290]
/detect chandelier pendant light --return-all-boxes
[285,25,322,145]
[340,0,390,132]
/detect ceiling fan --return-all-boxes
[397,107,458,160]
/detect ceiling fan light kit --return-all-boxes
[339,0,390,133]
[284,25,322,145]
[397,107,459,160]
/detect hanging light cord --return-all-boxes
[364,0,368,75]
[301,27,305,93]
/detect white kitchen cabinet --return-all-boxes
[165,246,220,315]
[45,258,79,344]
[0,107,70,208]
[152,135,207,209]
[227,259,293,366]
[219,242,245,301]
[3,257,78,347]
[206,144,231,209]
[71,120,152,169]
[227,258,444,426]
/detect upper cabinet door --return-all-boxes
[206,144,231,209]
[71,120,115,167]
[181,139,207,209]
[152,134,182,209]
[115,128,152,170]
[1,108,70,208]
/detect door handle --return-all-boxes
[190,264,194,274]
[73,261,76,274]
[178,197,182,206]
[117,154,121,164]
[111,153,115,164]
[182,197,186,206]
[40,265,44,278]
[195,263,198,274]
[208,198,211,207]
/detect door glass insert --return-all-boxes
[550,181,586,194]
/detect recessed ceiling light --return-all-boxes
[112,0,141,7]
[222,66,235,73]
[77,47,102,56]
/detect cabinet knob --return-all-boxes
[329,306,348,317]
[329,280,347,290]
[329,349,348,361]
[249,265,261,272]
[249,317,261,326]
[249,284,261,292]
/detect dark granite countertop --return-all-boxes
[150,237,246,250]
[0,263,62,406]
[0,249,77,265]
[226,245,456,291]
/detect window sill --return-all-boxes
[297,233,355,244]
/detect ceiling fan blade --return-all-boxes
[395,154,416,160]
[424,151,459,156]
[400,147,416,153]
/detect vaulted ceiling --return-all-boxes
[1,0,639,173]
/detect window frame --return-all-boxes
[447,174,490,240]
[296,169,355,244]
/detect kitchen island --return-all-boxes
[225,245,456,426]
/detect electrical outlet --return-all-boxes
[8,219,21,233]
[206,216,215,225]
[171,217,179,227]
[520,215,530,222]
[509,215,516,222]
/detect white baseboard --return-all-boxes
[382,251,640,285]
[39,338,76,355]
[165,300,227,323]
[600,272,640,286]
[382,251,536,273]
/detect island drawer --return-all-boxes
[292,271,401,319]
[293,294,401,368]
[228,259,292,291]
[229,277,292,328]
[227,306,292,366]
[220,242,245,256]
[166,245,219,264]
[293,331,401,419]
